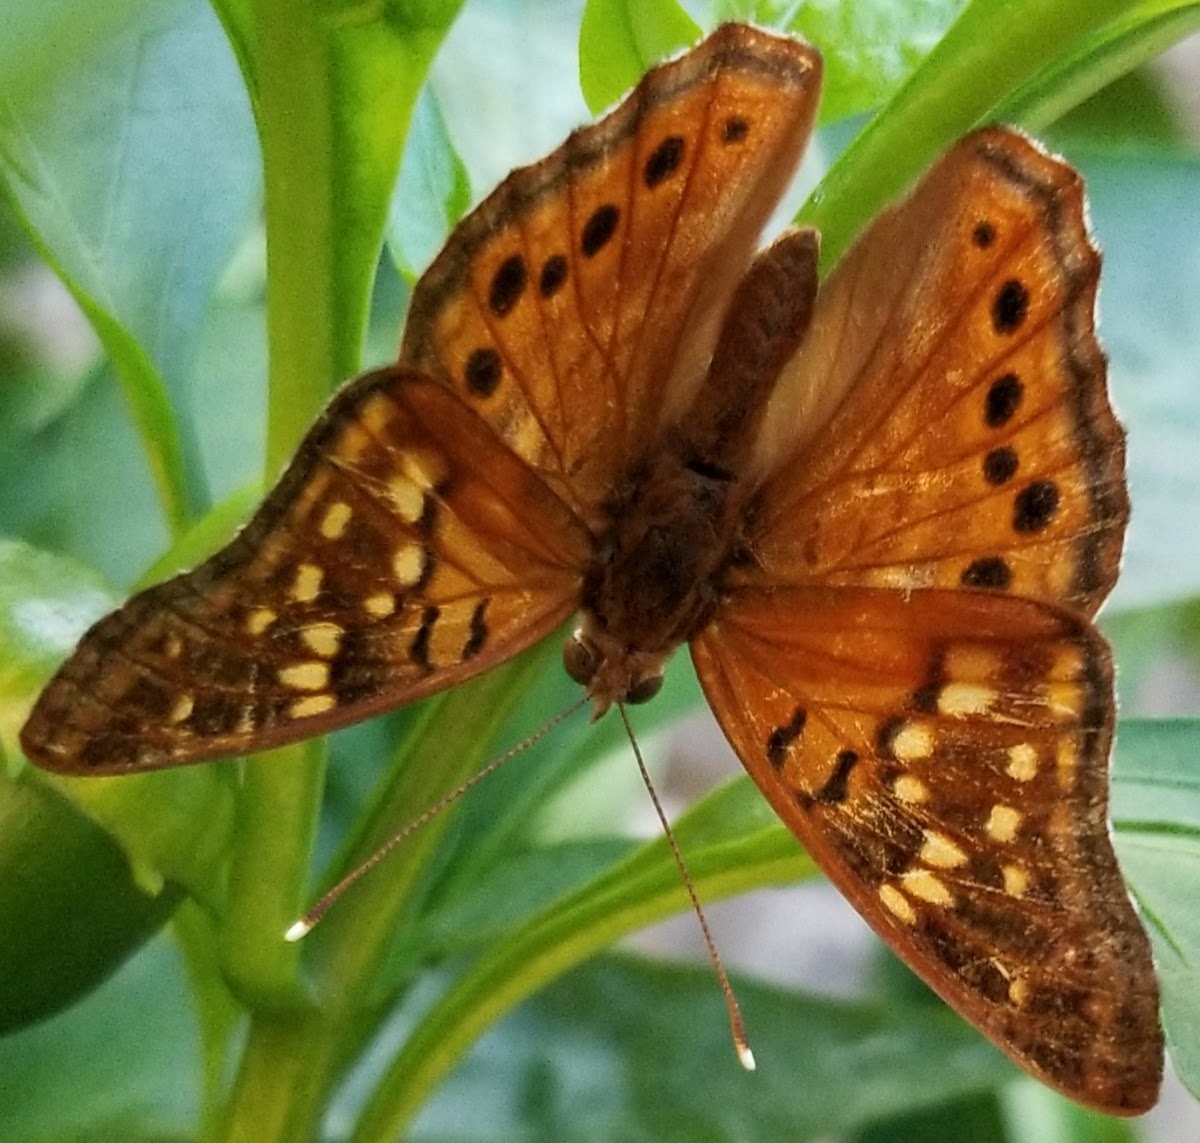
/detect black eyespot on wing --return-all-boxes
[961,557,1013,590]
[983,446,1019,485]
[767,706,807,768]
[644,136,685,188]
[722,116,749,143]
[488,255,527,317]
[539,253,568,297]
[992,279,1029,334]
[972,221,995,248]
[581,205,619,256]
[1014,480,1060,533]
[814,750,858,804]
[464,348,502,397]
[984,373,1023,427]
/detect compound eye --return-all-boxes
[563,632,600,687]
[625,673,663,705]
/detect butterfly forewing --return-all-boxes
[22,369,589,773]
[747,128,1126,615]
[691,587,1161,1113]
[401,23,821,529]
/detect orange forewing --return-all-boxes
[402,25,821,528]
[748,129,1126,614]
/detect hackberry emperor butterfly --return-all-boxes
[20,23,1162,1114]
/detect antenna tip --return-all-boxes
[737,1043,756,1071]
[284,918,313,943]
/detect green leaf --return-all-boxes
[0,538,113,757]
[579,0,700,113]
[352,778,816,1139]
[996,3,1200,133]
[0,0,262,534]
[0,771,183,1031]
[787,0,972,122]
[1074,148,1200,611]
[407,956,1016,1143]
[799,0,1192,272]
[0,538,237,906]
[212,0,467,468]
[1112,719,1200,1104]
[0,936,198,1142]
[386,89,472,280]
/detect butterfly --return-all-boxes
[20,23,1162,1114]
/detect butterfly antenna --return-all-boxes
[616,703,755,1071]
[285,696,589,941]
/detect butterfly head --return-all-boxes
[563,615,666,720]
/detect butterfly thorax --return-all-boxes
[565,440,748,716]
[563,228,823,717]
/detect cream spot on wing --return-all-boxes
[278,661,330,691]
[429,598,481,666]
[892,722,933,761]
[508,410,549,465]
[364,592,396,618]
[319,501,352,540]
[1003,864,1029,897]
[1008,975,1030,1006]
[920,830,968,869]
[300,623,343,658]
[945,645,999,680]
[361,393,394,435]
[1044,681,1082,718]
[386,476,426,523]
[879,884,916,925]
[987,804,1022,843]
[163,632,183,659]
[874,566,935,591]
[893,775,929,804]
[1006,743,1038,782]
[1055,738,1077,792]
[334,422,372,463]
[401,446,448,491]
[292,564,324,603]
[901,868,954,906]
[393,542,427,586]
[938,683,995,716]
[246,607,278,636]
[286,469,332,526]
[1052,643,1084,679]
[169,694,194,724]
[289,694,336,718]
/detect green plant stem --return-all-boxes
[308,645,560,1012]
[998,4,1200,130]
[218,1011,345,1143]
[801,0,1162,270]
[352,819,816,1141]
[255,3,348,466]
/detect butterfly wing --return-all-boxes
[745,127,1126,615]
[400,24,821,529]
[691,128,1160,1110]
[22,369,591,773]
[690,587,1160,1113]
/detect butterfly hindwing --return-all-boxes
[745,128,1127,615]
[401,24,821,529]
[22,369,590,773]
[691,586,1161,1113]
